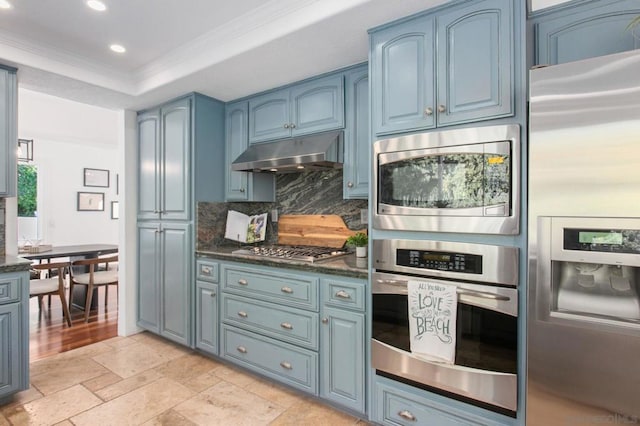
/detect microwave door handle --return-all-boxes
[456,288,510,302]
[376,278,408,286]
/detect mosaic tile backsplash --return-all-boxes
[197,169,367,250]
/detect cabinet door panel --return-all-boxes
[249,90,290,143]
[225,102,249,201]
[290,75,344,136]
[137,111,160,220]
[161,99,191,221]
[161,223,191,346]
[0,304,20,398]
[137,223,160,332]
[344,67,369,199]
[371,16,435,136]
[0,70,17,197]
[437,0,513,125]
[196,282,218,355]
[320,307,365,413]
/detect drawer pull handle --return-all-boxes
[238,279,248,286]
[237,346,247,354]
[201,266,211,275]
[280,361,293,370]
[398,410,416,421]
[280,322,293,330]
[237,311,248,318]
[281,286,293,294]
[335,290,351,299]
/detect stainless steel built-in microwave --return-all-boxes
[373,124,520,235]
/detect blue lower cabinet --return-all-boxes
[221,325,318,394]
[0,271,29,401]
[195,281,218,355]
[320,306,365,414]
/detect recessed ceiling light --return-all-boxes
[110,44,126,53]
[0,0,13,9]
[86,0,106,11]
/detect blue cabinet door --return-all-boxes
[290,74,344,137]
[225,101,275,202]
[160,98,191,221]
[160,222,192,347]
[343,66,369,199]
[534,0,640,65]
[137,110,161,220]
[0,68,16,197]
[196,281,218,355]
[137,222,161,333]
[0,303,20,399]
[320,306,365,413]
[371,15,436,136]
[436,0,513,125]
[248,89,290,143]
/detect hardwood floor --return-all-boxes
[29,286,118,362]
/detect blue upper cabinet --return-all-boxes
[0,66,17,198]
[343,65,370,199]
[533,0,640,66]
[370,16,435,135]
[248,75,344,144]
[370,0,514,136]
[437,0,513,126]
[225,101,275,202]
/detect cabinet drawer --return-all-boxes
[222,265,318,311]
[221,325,317,394]
[0,276,20,305]
[321,278,365,312]
[222,294,318,350]
[196,259,219,283]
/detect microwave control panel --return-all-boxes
[397,249,482,274]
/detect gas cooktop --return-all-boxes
[232,245,349,263]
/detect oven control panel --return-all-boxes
[397,249,482,274]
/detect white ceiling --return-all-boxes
[0,0,569,111]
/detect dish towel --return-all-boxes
[408,280,458,364]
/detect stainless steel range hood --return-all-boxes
[231,130,343,173]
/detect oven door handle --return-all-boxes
[375,279,510,301]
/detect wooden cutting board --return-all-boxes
[278,215,363,248]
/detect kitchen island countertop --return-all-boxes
[197,246,368,279]
[0,256,33,273]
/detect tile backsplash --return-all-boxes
[0,198,5,256]
[198,169,367,250]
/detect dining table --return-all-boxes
[21,244,118,310]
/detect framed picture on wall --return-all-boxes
[77,192,105,211]
[111,201,119,219]
[83,168,109,187]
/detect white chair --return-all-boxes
[69,255,118,322]
[29,261,72,327]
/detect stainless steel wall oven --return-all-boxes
[372,239,519,415]
[372,124,520,235]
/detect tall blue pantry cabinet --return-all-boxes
[136,93,225,347]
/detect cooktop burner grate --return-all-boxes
[232,245,349,263]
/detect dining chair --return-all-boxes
[69,254,118,322]
[29,261,73,327]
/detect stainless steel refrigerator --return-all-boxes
[528,50,640,424]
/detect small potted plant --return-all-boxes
[346,232,368,258]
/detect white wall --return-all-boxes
[17,88,120,246]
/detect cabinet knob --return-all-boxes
[347,181,354,188]
[280,286,293,294]
[284,124,290,129]
[210,292,216,298]
[290,123,296,129]
[280,322,293,330]
[398,410,416,422]
[322,318,328,324]
[280,361,293,370]
[238,279,248,286]
[438,104,446,113]
[424,107,433,116]
[237,346,247,354]
[237,311,248,318]
[239,188,245,193]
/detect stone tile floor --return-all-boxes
[1,332,368,425]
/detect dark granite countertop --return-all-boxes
[196,246,369,280]
[0,256,33,273]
